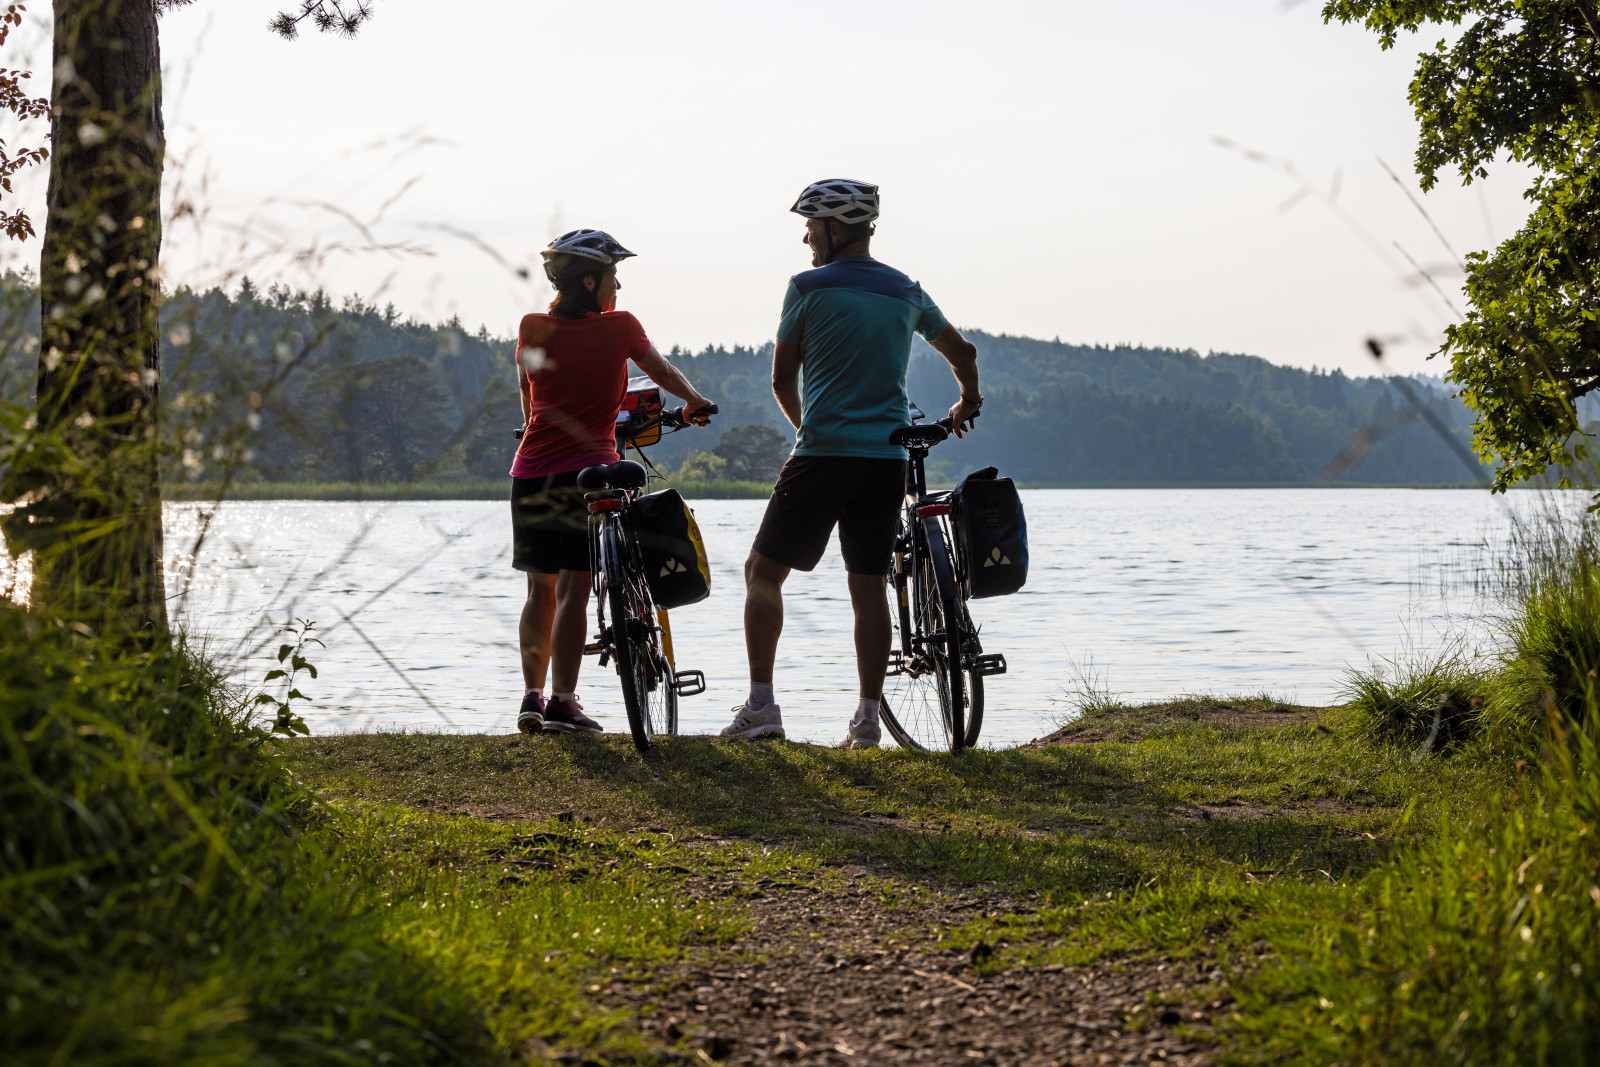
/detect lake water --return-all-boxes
[156,488,1544,747]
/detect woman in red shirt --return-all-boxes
[511,229,713,735]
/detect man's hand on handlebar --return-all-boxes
[948,396,982,438]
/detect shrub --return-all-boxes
[1493,509,1600,740]
[0,606,485,1062]
[1340,644,1495,752]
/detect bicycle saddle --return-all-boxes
[576,460,648,490]
[889,424,949,447]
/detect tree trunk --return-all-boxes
[2,0,166,632]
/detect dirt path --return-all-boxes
[605,869,1222,1066]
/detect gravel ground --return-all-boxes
[603,868,1222,1066]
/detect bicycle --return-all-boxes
[880,406,1008,753]
[575,397,717,753]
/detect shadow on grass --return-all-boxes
[294,728,1390,898]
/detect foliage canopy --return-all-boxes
[1325,0,1600,489]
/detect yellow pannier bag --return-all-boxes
[626,488,711,609]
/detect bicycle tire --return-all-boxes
[956,597,985,748]
[601,523,669,753]
[881,519,971,752]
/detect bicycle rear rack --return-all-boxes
[976,653,1008,677]
[672,669,706,697]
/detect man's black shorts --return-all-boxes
[511,472,591,574]
[752,455,907,575]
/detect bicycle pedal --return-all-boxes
[886,651,908,677]
[583,642,603,655]
[976,653,1008,677]
[672,669,706,697]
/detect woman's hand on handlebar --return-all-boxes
[682,397,717,427]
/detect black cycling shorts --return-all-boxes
[511,472,591,574]
[752,455,907,575]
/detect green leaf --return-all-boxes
[277,643,293,663]
[264,669,286,681]
[304,663,318,679]
[287,689,305,701]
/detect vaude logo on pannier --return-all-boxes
[659,558,690,577]
[983,546,1012,567]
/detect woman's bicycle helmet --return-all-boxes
[541,229,636,281]
[790,179,880,224]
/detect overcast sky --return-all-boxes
[5,0,1534,375]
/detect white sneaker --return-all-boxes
[839,718,881,749]
[720,703,785,740]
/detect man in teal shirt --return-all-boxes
[721,179,983,749]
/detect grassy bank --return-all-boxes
[275,696,1540,1063]
[164,478,773,501]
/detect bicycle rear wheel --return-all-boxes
[882,521,975,752]
[601,523,673,753]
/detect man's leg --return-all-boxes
[744,550,791,687]
[549,569,591,696]
[520,571,559,690]
[846,572,892,701]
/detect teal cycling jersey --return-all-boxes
[776,255,949,460]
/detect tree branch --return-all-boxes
[270,0,375,39]
[1574,0,1600,44]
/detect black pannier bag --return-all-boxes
[625,488,712,609]
[950,466,1028,599]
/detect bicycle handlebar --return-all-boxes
[515,402,718,440]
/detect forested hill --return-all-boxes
[0,276,1488,487]
[664,332,1487,486]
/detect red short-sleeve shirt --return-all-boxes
[509,310,652,479]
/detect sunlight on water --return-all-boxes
[159,488,1548,747]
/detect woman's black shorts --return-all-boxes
[511,472,592,574]
[752,455,907,575]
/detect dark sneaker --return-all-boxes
[516,692,545,735]
[543,696,603,735]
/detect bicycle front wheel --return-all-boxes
[882,520,974,753]
[601,523,673,753]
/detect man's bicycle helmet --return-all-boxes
[541,229,636,281]
[790,179,880,224]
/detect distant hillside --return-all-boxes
[0,275,1490,488]
[660,332,1488,486]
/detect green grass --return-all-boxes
[290,697,1510,954]
[1340,644,1497,751]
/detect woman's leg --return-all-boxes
[549,568,592,695]
[520,571,559,690]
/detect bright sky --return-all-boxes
[6,0,1535,375]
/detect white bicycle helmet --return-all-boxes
[541,229,636,280]
[790,179,880,224]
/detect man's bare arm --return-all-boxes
[772,341,803,430]
[930,323,981,437]
[633,344,714,424]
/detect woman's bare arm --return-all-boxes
[633,344,713,424]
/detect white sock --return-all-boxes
[853,698,880,726]
[526,688,544,701]
[553,691,574,704]
[748,681,775,710]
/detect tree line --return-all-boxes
[0,273,1496,488]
